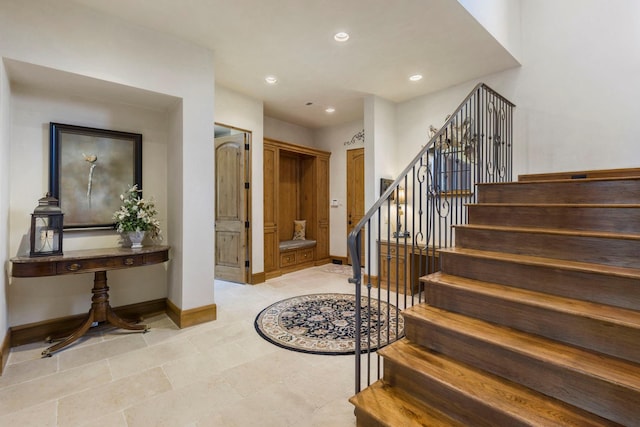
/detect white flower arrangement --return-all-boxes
[113,185,162,240]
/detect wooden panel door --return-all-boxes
[347,148,365,265]
[215,134,247,283]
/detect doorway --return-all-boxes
[346,148,365,266]
[214,125,251,283]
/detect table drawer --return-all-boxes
[56,255,142,274]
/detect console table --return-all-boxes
[10,245,170,356]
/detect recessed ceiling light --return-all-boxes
[325,107,336,113]
[334,32,350,42]
[265,76,278,84]
[409,74,423,82]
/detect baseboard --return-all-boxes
[10,298,167,348]
[1,329,11,376]
[166,299,217,328]
[330,255,348,265]
[250,271,266,284]
[265,270,281,280]
[314,258,331,266]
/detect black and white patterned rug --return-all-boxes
[254,293,404,355]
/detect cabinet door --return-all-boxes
[379,243,408,291]
[263,143,278,273]
[316,155,330,261]
[263,144,278,228]
[264,228,278,273]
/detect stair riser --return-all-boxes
[425,280,640,364]
[353,409,386,427]
[383,359,529,427]
[439,251,640,311]
[468,205,640,234]
[478,180,640,204]
[455,227,640,268]
[405,318,639,426]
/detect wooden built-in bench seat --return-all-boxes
[279,239,317,251]
[279,240,316,273]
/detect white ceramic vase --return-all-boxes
[128,230,146,249]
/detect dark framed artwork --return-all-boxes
[380,178,394,200]
[49,123,142,229]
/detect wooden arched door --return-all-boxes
[347,148,364,266]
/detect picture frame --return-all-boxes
[49,122,142,229]
[380,178,394,200]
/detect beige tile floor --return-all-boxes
[0,265,366,427]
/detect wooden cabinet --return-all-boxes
[263,139,331,279]
[378,241,440,294]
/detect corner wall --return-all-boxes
[214,85,265,275]
[0,60,11,347]
[314,120,364,259]
[1,0,216,328]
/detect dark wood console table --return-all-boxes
[10,245,170,356]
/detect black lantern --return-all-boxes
[30,193,64,257]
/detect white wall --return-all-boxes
[1,0,216,330]
[214,85,265,274]
[314,120,364,258]
[0,62,11,338]
[264,116,315,147]
[458,0,522,61]
[362,96,397,274]
[7,84,171,325]
[396,0,640,176]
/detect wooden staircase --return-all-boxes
[350,174,640,426]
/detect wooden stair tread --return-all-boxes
[479,176,640,186]
[403,305,640,391]
[518,168,640,182]
[438,247,640,278]
[349,380,463,427]
[467,203,640,208]
[454,223,640,240]
[427,271,640,329]
[378,340,620,427]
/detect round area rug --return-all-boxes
[254,293,404,355]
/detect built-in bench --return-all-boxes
[279,239,317,272]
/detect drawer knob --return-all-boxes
[124,258,135,266]
[67,263,81,271]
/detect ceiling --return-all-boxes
[70,0,519,129]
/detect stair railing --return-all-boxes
[348,83,515,393]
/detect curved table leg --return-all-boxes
[42,310,95,357]
[41,269,149,357]
[106,306,149,332]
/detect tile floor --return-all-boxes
[0,265,366,426]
